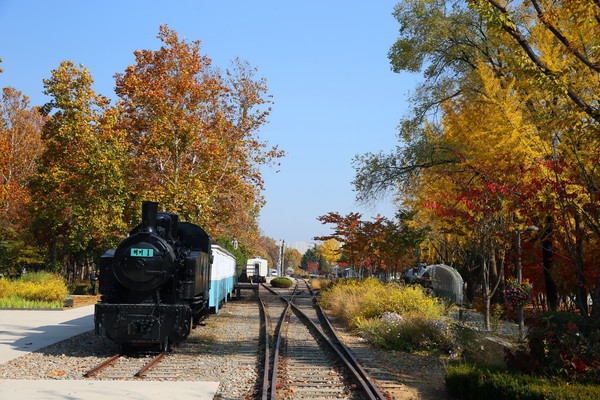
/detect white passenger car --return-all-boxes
[244,257,268,283]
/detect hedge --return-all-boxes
[446,363,600,400]
[270,277,293,288]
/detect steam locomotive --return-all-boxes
[94,201,236,351]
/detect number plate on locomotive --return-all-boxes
[130,248,154,257]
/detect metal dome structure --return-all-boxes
[426,264,464,306]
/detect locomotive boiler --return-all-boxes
[94,201,236,351]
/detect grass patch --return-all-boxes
[0,272,68,308]
[0,295,64,309]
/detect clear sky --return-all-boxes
[0,1,417,244]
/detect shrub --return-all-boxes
[67,282,90,295]
[446,362,600,400]
[511,311,600,383]
[320,277,449,328]
[359,311,455,353]
[0,273,68,303]
[309,278,332,290]
[271,277,293,288]
[19,271,57,283]
[319,278,453,353]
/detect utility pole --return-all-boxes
[278,240,285,276]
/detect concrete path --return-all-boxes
[0,306,219,399]
[0,305,95,364]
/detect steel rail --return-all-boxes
[134,352,165,377]
[306,282,387,400]
[259,282,300,400]
[288,301,379,400]
[258,296,271,400]
[269,285,295,400]
[266,280,385,400]
[83,354,121,377]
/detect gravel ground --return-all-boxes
[451,309,524,339]
[1,294,505,400]
[0,299,261,400]
[324,311,449,400]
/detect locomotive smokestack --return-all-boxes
[141,201,158,233]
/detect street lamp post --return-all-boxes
[516,226,539,340]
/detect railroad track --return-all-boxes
[259,279,386,400]
[84,352,166,379]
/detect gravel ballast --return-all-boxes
[0,299,261,400]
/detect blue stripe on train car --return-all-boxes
[208,275,237,313]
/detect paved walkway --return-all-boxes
[0,306,219,399]
[0,305,95,364]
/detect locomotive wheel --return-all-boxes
[169,316,192,343]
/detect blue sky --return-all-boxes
[0,1,417,244]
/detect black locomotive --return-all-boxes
[95,201,219,351]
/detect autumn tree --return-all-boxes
[315,211,429,279]
[353,0,600,320]
[315,212,366,269]
[471,0,600,126]
[315,239,341,268]
[469,0,600,318]
[29,61,128,277]
[377,211,429,279]
[283,247,302,274]
[115,25,283,246]
[0,87,45,273]
[256,235,281,270]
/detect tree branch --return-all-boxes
[484,0,600,124]
[530,0,600,73]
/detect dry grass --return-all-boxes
[70,295,100,308]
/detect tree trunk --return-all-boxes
[574,214,588,316]
[465,260,476,304]
[489,244,504,304]
[481,239,491,331]
[589,262,600,320]
[482,256,491,331]
[541,216,558,312]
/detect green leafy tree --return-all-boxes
[216,237,248,275]
[29,61,128,274]
[300,246,318,271]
